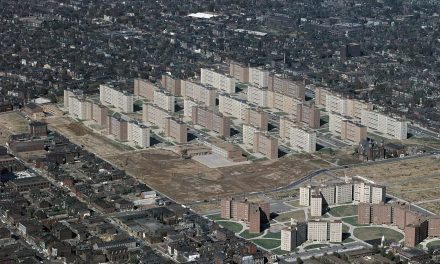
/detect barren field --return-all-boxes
[0,111,29,144]
[105,150,331,203]
[46,116,133,156]
[333,156,440,214]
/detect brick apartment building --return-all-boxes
[253,132,278,159]
[161,74,182,96]
[220,198,270,233]
[191,106,230,137]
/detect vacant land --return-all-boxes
[353,227,403,243]
[105,149,331,203]
[332,156,440,214]
[0,112,29,144]
[328,205,357,217]
[46,116,132,156]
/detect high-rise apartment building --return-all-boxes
[268,75,305,101]
[329,112,367,143]
[279,116,296,140]
[281,222,307,251]
[353,182,386,204]
[181,80,216,107]
[133,78,159,100]
[290,126,316,153]
[218,94,249,120]
[183,99,198,117]
[127,121,150,148]
[310,191,323,217]
[249,67,269,88]
[405,219,429,248]
[299,186,311,206]
[108,115,128,141]
[164,117,187,144]
[267,91,301,115]
[242,124,259,147]
[201,68,236,94]
[229,62,249,83]
[253,132,278,159]
[307,220,342,243]
[244,107,269,131]
[220,198,270,234]
[192,106,230,137]
[247,86,268,107]
[99,84,133,113]
[361,110,407,140]
[142,103,169,129]
[335,183,353,204]
[153,90,175,112]
[161,74,182,96]
[296,102,320,129]
[92,103,109,126]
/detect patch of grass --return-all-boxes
[304,244,329,250]
[343,237,355,243]
[341,216,368,226]
[329,205,357,217]
[271,248,291,255]
[353,227,404,243]
[217,221,243,233]
[427,240,440,250]
[274,210,305,222]
[206,214,222,221]
[263,232,281,239]
[342,224,350,233]
[252,239,281,250]
[240,230,262,239]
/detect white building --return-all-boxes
[353,182,386,204]
[307,220,342,243]
[218,94,249,120]
[360,110,407,140]
[249,67,269,88]
[153,90,175,112]
[247,86,268,107]
[181,80,216,107]
[290,126,316,153]
[183,99,198,117]
[128,121,150,148]
[242,124,259,147]
[201,68,236,94]
[99,84,133,113]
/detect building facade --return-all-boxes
[201,68,236,94]
[181,80,216,107]
[253,132,278,159]
[99,84,133,113]
[290,126,316,153]
[192,107,230,137]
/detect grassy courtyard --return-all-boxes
[240,230,262,239]
[206,214,222,221]
[252,239,281,250]
[353,227,403,243]
[328,205,357,217]
[217,221,243,233]
[341,216,368,226]
[273,210,305,222]
[427,240,440,250]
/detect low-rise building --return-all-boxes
[203,138,245,162]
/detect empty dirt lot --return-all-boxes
[0,111,29,144]
[46,116,133,156]
[105,150,331,204]
[333,156,440,214]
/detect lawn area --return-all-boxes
[353,227,404,243]
[274,210,305,222]
[304,244,329,250]
[343,237,355,243]
[329,205,357,217]
[271,248,291,255]
[427,240,440,250]
[341,216,368,226]
[285,200,303,207]
[263,231,281,239]
[217,221,243,233]
[240,230,262,239]
[206,214,222,221]
[342,224,349,233]
[252,239,280,250]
